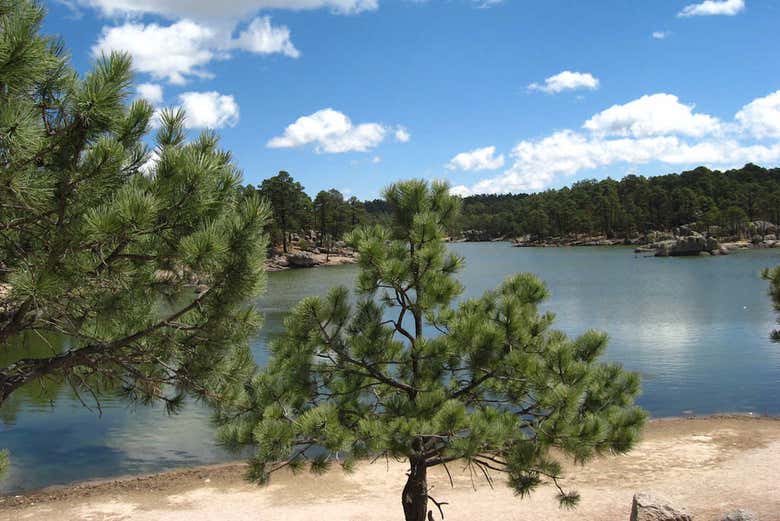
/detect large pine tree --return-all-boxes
[217,180,646,521]
[0,0,266,411]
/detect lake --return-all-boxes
[1,244,779,493]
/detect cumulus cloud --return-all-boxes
[678,0,744,17]
[451,132,780,196]
[450,91,780,196]
[583,93,721,138]
[77,0,378,19]
[178,91,240,128]
[92,16,298,84]
[528,71,599,94]
[267,108,405,153]
[735,90,780,139]
[652,31,670,39]
[93,20,218,85]
[394,127,411,143]
[232,16,300,57]
[137,82,164,104]
[446,146,505,171]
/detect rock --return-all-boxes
[630,493,693,521]
[713,510,759,521]
[674,225,700,237]
[750,220,777,234]
[285,251,320,268]
[654,235,721,257]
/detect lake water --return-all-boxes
[2,244,780,493]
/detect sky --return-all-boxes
[44,0,780,199]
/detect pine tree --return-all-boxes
[763,266,780,342]
[257,171,311,253]
[0,0,267,412]
[217,180,646,521]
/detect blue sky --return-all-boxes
[45,0,780,199]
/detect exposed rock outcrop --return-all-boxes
[651,233,721,257]
[630,492,693,521]
[285,251,321,268]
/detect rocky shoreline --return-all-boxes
[510,221,780,258]
[265,248,358,272]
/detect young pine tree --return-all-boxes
[0,0,267,410]
[217,180,646,521]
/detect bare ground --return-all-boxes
[2,416,779,521]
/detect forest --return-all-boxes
[249,164,780,249]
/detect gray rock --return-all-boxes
[285,251,320,268]
[654,235,721,257]
[714,510,759,521]
[674,225,701,238]
[630,493,692,521]
[750,220,777,234]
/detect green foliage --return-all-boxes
[0,449,7,478]
[253,165,780,251]
[456,164,780,240]
[763,265,780,342]
[252,171,311,253]
[217,179,646,520]
[245,172,371,253]
[313,189,349,251]
[0,1,268,414]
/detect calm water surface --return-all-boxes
[2,244,779,492]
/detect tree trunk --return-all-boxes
[402,457,428,521]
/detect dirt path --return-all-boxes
[2,416,779,521]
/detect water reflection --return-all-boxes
[1,246,779,492]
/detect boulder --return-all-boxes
[630,493,693,521]
[713,510,759,521]
[674,225,699,237]
[750,220,777,234]
[285,251,320,268]
[654,235,720,257]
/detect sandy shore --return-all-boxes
[2,416,779,521]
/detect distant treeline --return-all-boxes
[246,164,780,249]
[458,164,780,240]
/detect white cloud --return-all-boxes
[233,16,299,57]
[394,127,411,143]
[140,149,160,175]
[678,0,744,17]
[472,0,503,8]
[92,16,300,85]
[92,17,299,84]
[137,82,163,104]
[451,131,780,195]
[583,93,721,138]
[528,71,599,94]
[451,91,780,196]
[93,20,218,85]
[446,146,505,171]
[77,0,378,19]
[372,155,382,163]
[735,90,780,139]
[652,31,670,40]
[267,108,403,153]
[178,91,240,128]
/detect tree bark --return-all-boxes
[402,457,428,521]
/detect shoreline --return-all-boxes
[265,252,357,272]
[3,415,780,520]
